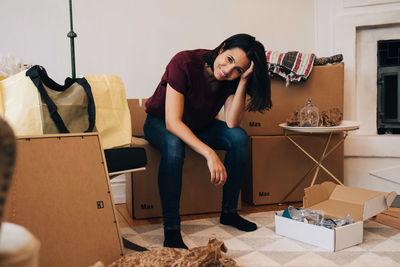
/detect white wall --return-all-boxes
[1,0,316,99]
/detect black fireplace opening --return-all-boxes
[377,39,400,134]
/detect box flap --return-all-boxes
[305,182,397,221]
[386,191,397,207]
[362,191,397,220]
[308,199,364,221]
[330,184,386,205]
[303,182,336,208]
[330,185,396,220]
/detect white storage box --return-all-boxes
[275,182,396,251]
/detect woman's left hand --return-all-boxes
[240,61,254,81]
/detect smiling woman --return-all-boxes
[143,33,271,249]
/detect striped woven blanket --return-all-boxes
[266,51,316,86]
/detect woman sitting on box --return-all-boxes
[144,33,272,249]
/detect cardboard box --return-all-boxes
[4,134,123,267]
[242,63,344,135]
[128,98,148,137]
[243,134,344,205]
[127,138,234,218]
[275,182,397,251]
[126,99,240,219]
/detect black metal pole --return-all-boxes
[67,0,77,79]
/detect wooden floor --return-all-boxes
[115,201,302,228]
[372,208,400,230]
[116,202,400,230]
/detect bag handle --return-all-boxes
[26,65,96,133]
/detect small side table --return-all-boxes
[278,120,360,203]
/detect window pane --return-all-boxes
[378,40,400,67]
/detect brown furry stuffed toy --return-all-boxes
[286,110,300,126]
[319,108,343,127]
[90,238,240,267]
[314,54,343,65]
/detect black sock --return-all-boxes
[220,212,257,232]
[163,230,188,249]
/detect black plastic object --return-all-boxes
[104,147,147,175]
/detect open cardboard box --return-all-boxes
[275,182,397,251]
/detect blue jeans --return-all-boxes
[143,114,248,231]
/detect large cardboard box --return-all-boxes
[243,134,344,205]
[126,99,240,219]
[242,63,344,135]
[275,182,396,251]
[4,134,123,267]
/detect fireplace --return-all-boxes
[377,39,400,134]
[353,24,400,137]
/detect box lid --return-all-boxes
[303,182,396,221]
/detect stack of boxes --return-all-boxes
[241,63,345,205]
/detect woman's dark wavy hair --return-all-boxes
[205,33,271,112]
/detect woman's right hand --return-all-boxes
[206,150,227,186]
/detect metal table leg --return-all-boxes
[279,131,348,204]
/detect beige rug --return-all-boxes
[121,211,400,267]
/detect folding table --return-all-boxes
[278,121,360,203]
